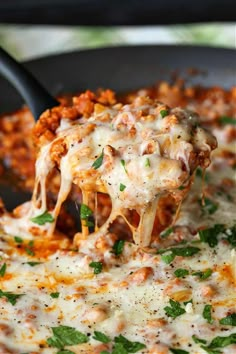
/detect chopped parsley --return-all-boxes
[95,334,146,353]
[225,225,236,247]
[157,246,200,264]
[92,151,104,169]
[80,204,94,227]
[93,331,111,343]
[112,240,125,256]
[120,159,128,173]
[0,263,7,277]
[160,109,168,118]
[219,313,236,326]
[111,343,127,353]
[178,185,185,190]
[199,224,225,247]
[192,335,207,345]
[25,240,35,256]
[80,204,93,219]
[183,299,193,306]
[119,183,126,192]
[202,333,236,352]
[30,211,54,225]
[50,292,60,298]
[47,325,88,349]
[164,299,186,319]
[25,261,41,267]
[89,261,103,274]
[170,349,189,354]
[192,268,212,280]
[219,116,236,125]
[57,350,75,354]
[114,334,146,352]
[14,236,23,243]
[203,304,213,324]
[145,158,150,167]
[0,289,24,305]
[160,227,173,239]
[200,197,218,215]
[161,253,176,264]
[174,268,189,278]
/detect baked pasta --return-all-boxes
[0,83,235,354]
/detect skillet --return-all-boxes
[0,44,235,210]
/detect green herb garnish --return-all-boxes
[25,262,41,267]
[47,325,88,349]
[111,343,127,353]
[160,227,173,239]
[200,198,218,215]
[164,299,186,319]
[192,268,212,280]
[30,211,54,225]
[219,116,236,125]
[225,225,236,247]
[114,334,146,352]
[50,292,60,298]
[80,204,94,227]
[145,158,151,167]
[161,253,176,264]
[203,304,213,324]
[92,151,104,169]
[120,183,126,192]
[25,240,35,256]
[199,224,225,247]
[93,331,111,343]
[202,333,236,352]
[160,109,168,118]
[174,268,189,278]
[157,246,200,264]
[219,313,236,326]
[170,349,189,354]
[183,299,193,306]
[112,240,125,256]
[80,204,93,220]
[89,261,103,274]
[0,263,6,277]
[14,236,23,243]
[120,159,127,173]
[192,335,207,344]
[0,289,24,305]
[178,185,185,190]
[57,350,75,354]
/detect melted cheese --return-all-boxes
[0,172,235,353]
[0,93,235,354]
[0,97,216,246]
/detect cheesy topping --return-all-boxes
[0,90,235,354]
[0,94,216,246]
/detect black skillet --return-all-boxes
[0,45,235,210]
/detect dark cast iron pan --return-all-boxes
[0,45,235,210]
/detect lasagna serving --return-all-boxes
[0,82,235,354]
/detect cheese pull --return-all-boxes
[0,92,217,246]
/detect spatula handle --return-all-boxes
[0,46,59,120]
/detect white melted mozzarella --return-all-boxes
[0,162,235,353]
[0,96,235,353]
[0,98,216,247]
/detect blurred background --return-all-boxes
[0,0,235,60]
[0,24,235,60]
